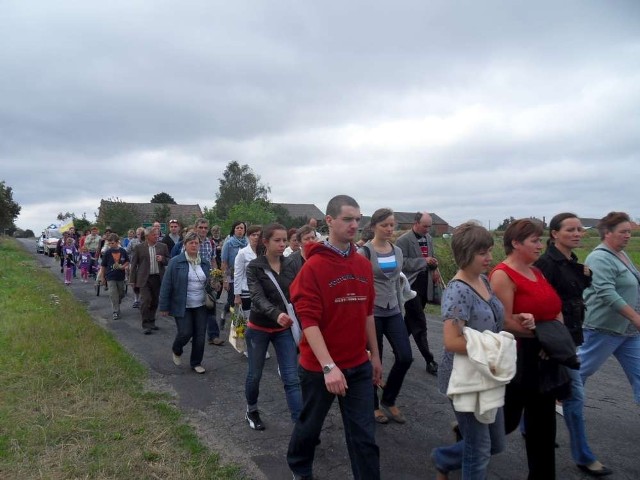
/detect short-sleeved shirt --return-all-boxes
[437,276,504,395]
[101,247,129,281]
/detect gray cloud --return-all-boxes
[2,0,639,231]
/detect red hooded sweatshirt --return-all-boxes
[290,241,375,372]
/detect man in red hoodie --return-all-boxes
[287,195,382,480]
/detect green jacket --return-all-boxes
[583,244,640,334]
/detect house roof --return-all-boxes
[273,203,324,221]
[579,218,600,229]
[360,212,449,230]
[98,201,203,226]
[393,211,448,225]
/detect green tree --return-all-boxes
[213,162,271,219]
[496,216,516,231]
[0,181,21,234]
[153,204,172,225]
[150,192,177,204]
[221,200,277,233]
[72,213,92,233]
[97,198,139,235]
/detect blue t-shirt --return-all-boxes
[437,277,504,395]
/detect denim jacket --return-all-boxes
[159,252,211,318]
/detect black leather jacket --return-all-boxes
[246,255,297,329]
[535,243,592,346]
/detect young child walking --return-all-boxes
[62,237,77,285]
[79,246,92,283]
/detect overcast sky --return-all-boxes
[2,0,639,233]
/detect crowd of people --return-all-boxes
[48,202,640,480]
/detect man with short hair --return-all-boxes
[129,227,169,334]
[287,195,382,480]
[308,217,323,240]
[162,219,182,256]
[195,218,223,346]
[396,211,439,375]
[100,233,129,320]
[152,221,163,241]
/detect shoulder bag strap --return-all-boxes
[264,269,288,305]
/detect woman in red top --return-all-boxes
[490,219,564,480]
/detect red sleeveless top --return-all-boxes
[491,263,562,322]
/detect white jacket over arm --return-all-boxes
[447,328,517,424]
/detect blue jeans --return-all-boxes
[432,407,505,479]
[245,327,301,421]
[561,367,597,465]
[287,361,380,480]
[579,329,640,403]
[172,306,207,367]
[205,304,220,340]
[373,313,413,408]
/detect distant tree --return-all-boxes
[213,161,271,219]
[220,200,277,234]
[153,204,172,225]
[24,229,35,238]
[271,204,295,228]
[72,213,92,233]
[0,181,21,233]
[56,212,74,221]
[150,192,177,204]
[496,216,516,231]
[97,198,139,235]
[203,205,223,230]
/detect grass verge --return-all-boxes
[0,238,242,479]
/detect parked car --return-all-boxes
[43,229,61,257]
[36,234,45,254]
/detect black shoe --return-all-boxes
[245,410,265,430]
[143,328,152,335]
[292,474,314,480]
[426,361,439,375]
[577,462,613,477]
[151,325,159,331]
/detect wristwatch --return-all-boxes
[322,363,336,374]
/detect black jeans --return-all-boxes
[504,382,557,480]
[403,290,435,364]
[287,362,380,480]
[172,306,207,367]
[373,312,413,408]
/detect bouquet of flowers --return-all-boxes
[209,268,224,292]
[228,306,247,354]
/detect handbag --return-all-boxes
[204,277,217,310]
[264,270,302,345]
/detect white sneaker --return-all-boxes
[193,365,205,374]
[172,352,181,366]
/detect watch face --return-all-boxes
[323,365,331,374]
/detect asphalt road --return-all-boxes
[21,238,640,479]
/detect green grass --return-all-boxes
[0,238,243,479]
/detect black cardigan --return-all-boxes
[535,243,592,346]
